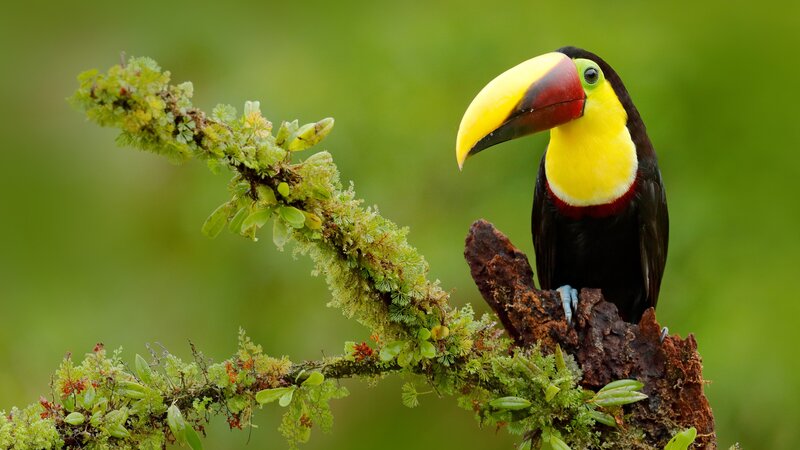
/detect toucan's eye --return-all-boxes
[584,67,599,84]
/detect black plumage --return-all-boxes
[532,47,669,322]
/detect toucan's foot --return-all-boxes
[556,285,579,325]
[660,327,669,343]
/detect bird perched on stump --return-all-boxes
[456,47,668,325]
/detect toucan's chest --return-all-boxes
[544,103,639,215]
[543,131,639,219]
[543,81,639,213]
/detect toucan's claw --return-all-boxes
[660,327,669,343]
[570,289,578,314]
[556,285,579,325]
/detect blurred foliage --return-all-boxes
[0,1,798,449]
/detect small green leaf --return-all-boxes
[108,424,131,439]
[129,399,147,416]
[591,379,648,407]
[80,385,96,409]
[302,371,325,387]
[287,118,335,152]
[598,379,644,393]
[105,407,130,431]
[379,340,405,361]
[92,397,108,414]
[167,404,187,444]
[62,394,75,412]
[293,369,307,384]
[590,390,648,407]
[545,384,560,402]
[286,123,316,152]
[303,211,323,230]
[118,380,146,399]
[397,349,414,368]
[272,218,292,249]
[279,206,306,228]
[242,207,272,230]
[540,429,570,450]
[135,354,152,384]
[256,387,295,404]
[277,182,290,198]
[554,344,567,372]
[185,425,204,450]
[256,185,277,205]
[548,435,571,450]
[431,325,449,340]
[279,389,295,407]
[121,389,146,400]
[228,205,250,234]
[417,328,432,341]
[663,427,697,450]
[105,407,130,439]
[401,383,419,408]
[117,380,145,392]
[419,341,436,359]
[89,409,102,427]
[588,410,617,427]
[201,202,232,238]
[275,120,299,147]
[489,396,532,410]
[64,412,85,426]
[232,181,250,197]
[517,440,532,450]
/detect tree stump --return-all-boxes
[464,219,716,449]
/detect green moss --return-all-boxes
[277,380,349,449]
[0,406,61,449]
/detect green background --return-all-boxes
[1,1,798,448]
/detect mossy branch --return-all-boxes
[1,57,703,449]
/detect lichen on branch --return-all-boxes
[1,331,348,450]
[0,56,666,450]
[71,56,443,340]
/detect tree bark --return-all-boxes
[464,219,716,449]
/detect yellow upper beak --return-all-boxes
[455,52,585,169]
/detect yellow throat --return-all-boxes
[545,81,637,207]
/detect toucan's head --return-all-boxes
[456,47,637,169]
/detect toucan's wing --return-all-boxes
[638,164,669,309]
[532,153,556,290]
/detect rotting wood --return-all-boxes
[464,219,716,449]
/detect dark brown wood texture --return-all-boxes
[464,219,715,449]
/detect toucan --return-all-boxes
[456,47,668,325]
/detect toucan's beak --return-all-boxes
[456,52,585,169]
